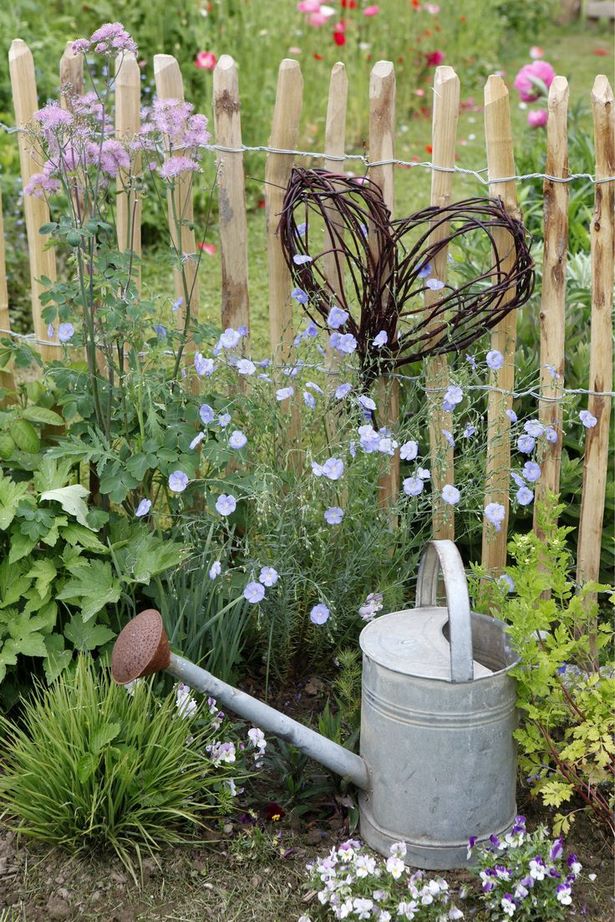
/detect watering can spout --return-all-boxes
[111,609,370,791]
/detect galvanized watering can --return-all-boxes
[111,539,519,869]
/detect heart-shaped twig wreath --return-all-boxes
[279,168,534,382]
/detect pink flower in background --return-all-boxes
[426,49,445,67]
[513,61,555,102]
[195,51,217,70]
[311,6,336,25]
[198,242,217,256]
[297,0,321,11]
[425,3,440,12]
[529,46,544,59]
[363,5,380,15]
[527,108,548,128]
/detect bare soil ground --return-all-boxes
[0,795,612,921]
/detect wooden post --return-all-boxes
[213,55,250,336]
[115,52,141,291]
[322,62,348,305]
[0,192,14,395]
[153,54,200,330]
[424,66,460,540]
[368,61,399,507]
[577,76,614,625]
[534,77,569,528]
[9,40,57,363]
[481,76,520,574]
[59,41,84,102]
[265,60,303,466]
[265,59,303,359]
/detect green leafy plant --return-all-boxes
[471,498,614,835]
[0,657,254,878]
[150,525,252,683]
[0,460,184,710]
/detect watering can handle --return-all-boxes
[416,540,474,683]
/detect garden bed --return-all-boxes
[0,797,612,921]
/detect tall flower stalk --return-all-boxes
[25,22,210,441]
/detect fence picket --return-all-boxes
[115,52,142,291]
[265,59,303,359]
[481,75,520,574]
[153,53,200,331]
[322,61,348,307]
[9,39,57,362]
[424,65,460,540]
[577,75,614,645]
[213,55,250,337]
[59,41,84,102]
[534,77,569,529]
[265,60,304,465]
[368,61,399,508]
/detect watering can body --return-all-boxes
[111,540,519,870]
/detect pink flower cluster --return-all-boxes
[513,55,556,130]
[72,22,137,56]
[140,99,210,152]
[296,0,380,47]
[25,91,210,199]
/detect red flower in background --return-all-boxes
[426,49,445,66]
[592,47,608,56]
[194,50,217,71]
[341,0,358,7]
[333,21,346,45]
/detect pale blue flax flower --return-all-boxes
[244,581,265,603]
[215,493,237,516]
[229,430,247,449]
[399,440,418,461]
[486,349,504,370]
[168,471,189,493]
[135,498,151,517]
[259,566,279,587]
[310,603,330,625]
[441,484,460,505]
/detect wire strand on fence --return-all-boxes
[1,326,614,400]
[0,121,613,185]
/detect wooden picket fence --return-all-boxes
[2,38,614,587]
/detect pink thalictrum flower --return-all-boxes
[195,51,217,71]
[527,108,548,128]
[513,61,555,102]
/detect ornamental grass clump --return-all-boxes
[0,657,259,877]
[468,819,588,921]
[302,839,465,921]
